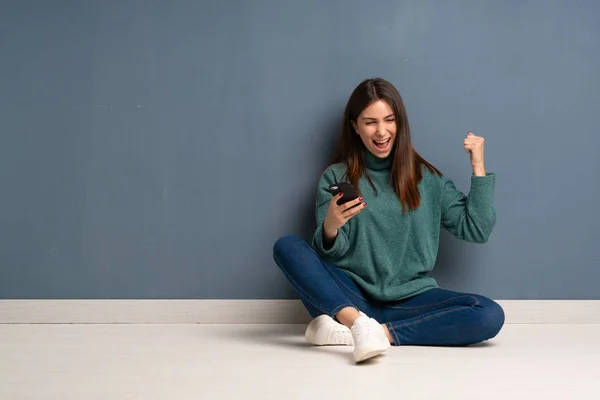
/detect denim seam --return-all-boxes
[389,307,463,332]
[274,253,358,318]
[304,244,368,302]
[326,267,368,301]
[383,294,480,311]
[330,303,357,319]
[388,296,480,330]
[386,322,401,345]
[273,255,329,314]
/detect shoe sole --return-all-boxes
[353,347,388,363]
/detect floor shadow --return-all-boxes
[218,325,356,363]
[466,341,496,348]
[214,325,494,365]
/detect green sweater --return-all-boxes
[312,150,496,302]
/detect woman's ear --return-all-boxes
[352,121,358,133]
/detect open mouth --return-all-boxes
[373,138,391,150]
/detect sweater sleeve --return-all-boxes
[311,168,351,262]
[441,173,497,243]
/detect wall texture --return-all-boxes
[1,0,598,299]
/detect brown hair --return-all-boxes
[331,78,442,213]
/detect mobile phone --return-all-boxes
[328,182,359,206]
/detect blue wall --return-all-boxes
[1,0,599,299]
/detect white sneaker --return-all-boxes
[305,315,354,346]
[351,315,391,363]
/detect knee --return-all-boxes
[272,234,307,262]
[479,299,505,340]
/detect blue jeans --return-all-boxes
[273,235,504,346]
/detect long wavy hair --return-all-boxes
[332,78,442,213]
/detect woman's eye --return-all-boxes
[366,122,375,125]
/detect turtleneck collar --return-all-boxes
[364,147,394,171]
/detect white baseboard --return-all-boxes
[0,300,599,324]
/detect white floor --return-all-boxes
[1,324,599,400]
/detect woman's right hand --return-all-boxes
[322,194,366,241]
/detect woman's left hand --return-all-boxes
[464,131,486,176]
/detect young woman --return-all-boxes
[273,78,504,363]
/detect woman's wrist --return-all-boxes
[322,223,338,249]
[472,163,486,177]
